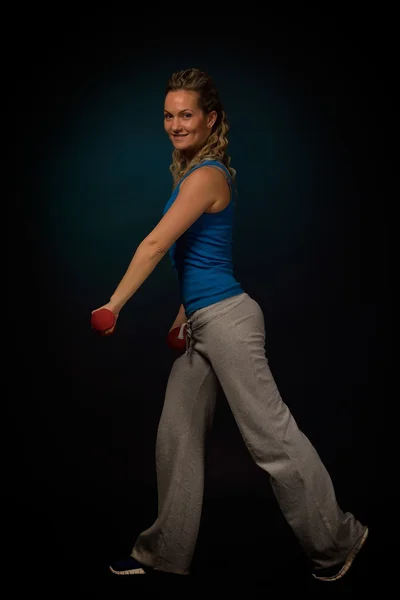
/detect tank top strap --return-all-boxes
[179,159,232,187]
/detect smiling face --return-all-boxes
[164,90,217,158]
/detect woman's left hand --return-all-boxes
[91,302,119,335]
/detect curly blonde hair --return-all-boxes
[165,68,236,188]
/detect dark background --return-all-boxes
[10,14,393,594]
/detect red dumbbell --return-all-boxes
[91,308,116,335]
[167,324,187,351]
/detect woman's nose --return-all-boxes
[171,118,182,132]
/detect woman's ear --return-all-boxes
[207,110,217,128]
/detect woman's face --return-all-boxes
[164,90,216,157]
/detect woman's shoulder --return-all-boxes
[181,162,230,190]
[185,160,232,183]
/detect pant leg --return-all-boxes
[193,293,366,571]
[131,349,219,574]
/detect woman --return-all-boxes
[92,68,368,581]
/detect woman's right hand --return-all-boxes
[167,323,187,351]
[167,304,187,351]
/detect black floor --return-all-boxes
[8,380,387,594]
[9,487,384,595]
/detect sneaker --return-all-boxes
[109,557,149,575]
[312,526,369,582]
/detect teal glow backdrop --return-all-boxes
[11,29,386,589]
[39,50,341,338]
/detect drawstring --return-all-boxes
[177,322,187,340]
[175,319,193,356]
[183,319,193,356]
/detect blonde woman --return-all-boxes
[92,68,368,581]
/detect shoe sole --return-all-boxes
[109,566,146,575]
[312,526,369,582]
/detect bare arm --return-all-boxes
[109,241,164,313]
[104,167,223,315]
[169,304,187,332]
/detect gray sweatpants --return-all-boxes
[131,292,365,574]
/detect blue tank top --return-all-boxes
[162,159,244,317]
